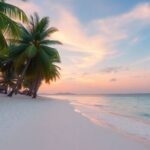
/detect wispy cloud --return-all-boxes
[8,0,41,16]
[110,78,117,82]
[52,3,150,74]
[9,1,150,71]
[51,7,108,70]
[7,0,150,93]
[89,3,150,42]
[132,56,150,66]
[100,66,128,74]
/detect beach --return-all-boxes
[0,94,149,150]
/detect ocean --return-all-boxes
[42,94,150,142]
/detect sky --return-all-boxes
[8,0,150,94]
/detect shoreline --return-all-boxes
[38,95,150,147]
[0,94,149,150]
[45,94,150,145]
[74,106,150,145]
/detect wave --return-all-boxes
[72,104,150,143]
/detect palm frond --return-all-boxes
[0,12,21,38]
[36,17,49,33]
[40,40,62,45]
[41,45,61,62]
[0,30,7,49]
[40,27,58,40]
[0,1,28,22]
[25,44,37,58]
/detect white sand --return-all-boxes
[0,94,149,150]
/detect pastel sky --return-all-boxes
[8,0,150,94]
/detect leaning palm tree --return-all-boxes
[8,14,62,97]
[0,0,28,49]
[24,62,60,98]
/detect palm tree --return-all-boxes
[0,53,16,94]
[0,70,16,94]
[24,62,60,98]
[8,14,62,97]
[0,0,28,49]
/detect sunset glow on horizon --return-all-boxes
[9,0,150,94]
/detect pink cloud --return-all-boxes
[6,0,150,93]
[8,0,41,16]
[89,3,150,42]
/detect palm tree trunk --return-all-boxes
[32,76,41,98]
[8,59,31,97]
[4,84,8,94]
[32,79,38,98]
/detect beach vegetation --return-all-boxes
[0,0,28,49]
[0,1,62,98]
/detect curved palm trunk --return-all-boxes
[24,81,33,96]
[8,59,31,97]
[32,76,41,98]
[4,84,8,94]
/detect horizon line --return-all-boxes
[39,92,150,95]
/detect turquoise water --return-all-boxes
[94,94,150,121]
[42,94,150,142]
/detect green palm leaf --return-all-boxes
[25,44,37,58]
[40,27,58,40]
[0,30,7,49]
[0,12,21,38]
[0,2,28,22]
[0,1,28,49]
[40,40,62,45]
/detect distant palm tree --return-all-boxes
[0,70,16,94]
[0,0,28,49]
[0,54,16,94]
[8,14,62,97]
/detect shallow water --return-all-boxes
[42,94,150,142]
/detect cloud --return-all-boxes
[110,78,117,82]
[8,1,150,71]
[51,7,108,70]
[131,37,140,44]
[132,56,150,66]
[8,0,41,16]
[89,3,150,42]
[51,3,150,76]
[6,0,150,93]
[133,75,148,79]
[100,66,128,74]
